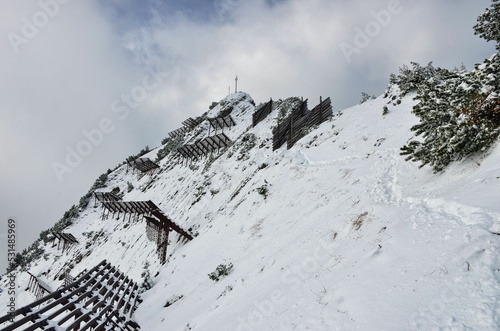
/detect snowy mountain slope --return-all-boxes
[1,91,500,330]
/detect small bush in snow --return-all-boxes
[208,263,234,282]
[359,92,376,104]
[141,261,154,291]
[256,181,269,199]
[237,133,257,161]
[156,134,184,162]
[209,101,218,110]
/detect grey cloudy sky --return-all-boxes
[0,0,496,272]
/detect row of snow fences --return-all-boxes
[0,260,142,331]
[168,117,201,138]
[272,97,333,150]
[27,272,52,300]
[98,198,193,264]
[52,232,79,253]
[252,99,273,127]
[207,115,235,133]
[177,133,232,160]
[127,157,160,175]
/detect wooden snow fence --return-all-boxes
[127,158,160,176]
[273,99,308,150]
[272,97,333,150]
[94,191,120,207]
[100,200,156,222]
[27,272,52,300]
[287,97,333,148]
[182,117,199,129]
[252,99,273,127]
[0,260,142,331]
[99,200,193,264]
[177,133,232,161]
[168,126,188,138]
[207,115,235,134]
[168,117,200,138]
[52,232,79,253]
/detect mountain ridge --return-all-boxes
[1,89,500,330]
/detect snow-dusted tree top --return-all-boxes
[474,0,500,50]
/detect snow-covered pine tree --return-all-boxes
[388,62,439,97]
[399,1,500,172]
[474,0,500,50]
[401,55,500,172]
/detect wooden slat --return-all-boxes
[287,97,332,149]
[94,192,120,203]
[168,127,187,138]
[253,99,273,127]
[129,158,159,173]
[177,133,232,160]
[182,117,199,129]
[272,99,308,150]
[272,98,332,150]
[208,115,236,131]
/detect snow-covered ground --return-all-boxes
[1,91,499,330]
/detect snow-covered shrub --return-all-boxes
[474,0,500,50]
[236,133,257,161]
[399,3,500,172]
[209,101,218,110]
[388,61,441,97]
[359,92,376,104]
[274,97,302,123]
[401,55,500,172]
[256,181,269,199]
[156,134,184,162]
[208,263,234,282]
[141,261,153,291]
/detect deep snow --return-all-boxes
[1,91,500,330]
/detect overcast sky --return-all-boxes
[0,0,496,273]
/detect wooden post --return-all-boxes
[319,96,323,124]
